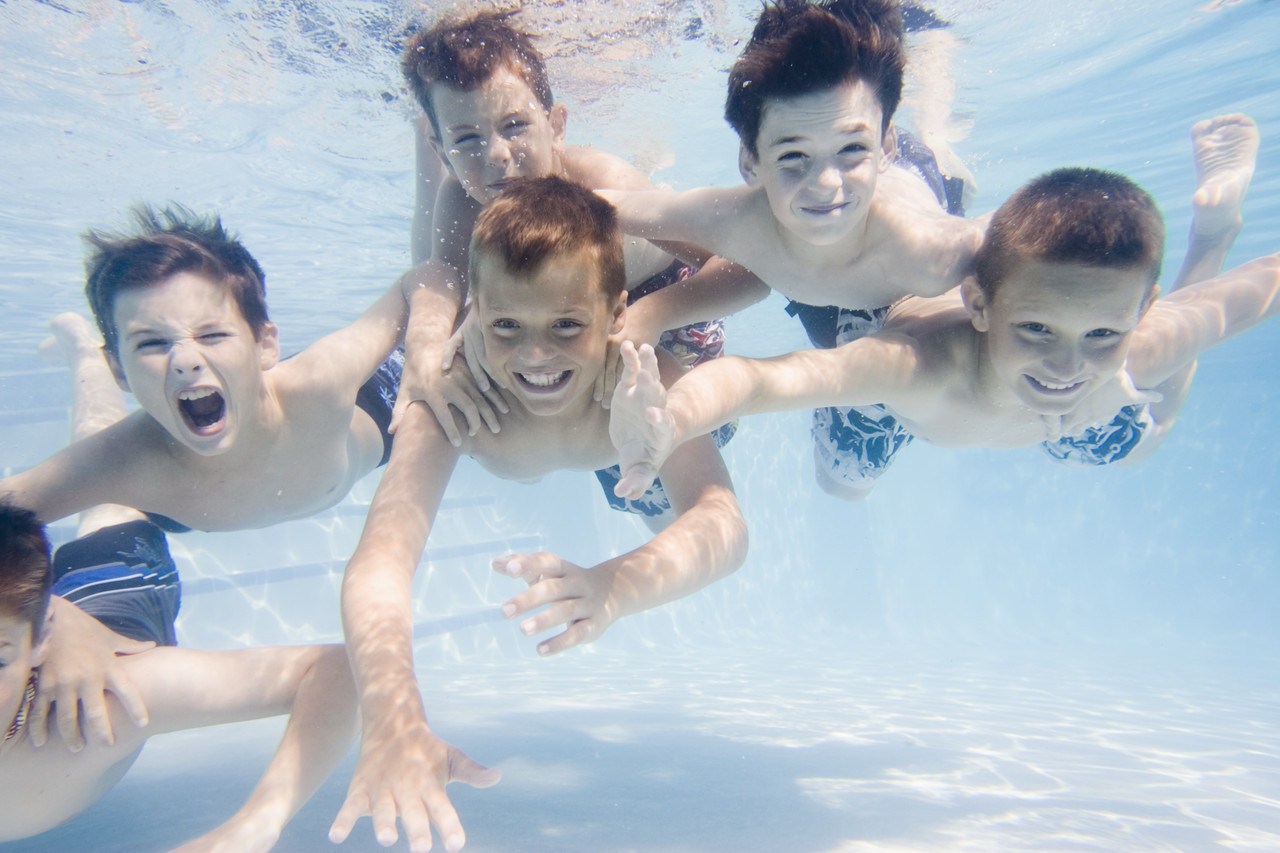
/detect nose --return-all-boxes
[1045,343,1084,379]
[485,133,512,168]
[169,340,205,376]
[814,162,842,192]
[515,335,553,364]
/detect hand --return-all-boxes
[1055,371,1164,439]
[30,598,153,750]
[494,553,621,656]
[389,336,508,447]
[330,715,500,853]
[609,342,676,500]
[168,811,282,853]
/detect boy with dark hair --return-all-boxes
[0,498,357,849]
[609,165,1278,499]
[393,9,760,448]
[1,205,410,533]
[331,176,747,852]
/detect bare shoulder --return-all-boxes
[563,145,656,191]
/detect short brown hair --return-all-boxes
[0,500,53,641]
[402,10,554,140]
[726,0,905,157]
[468,176,625,302]
[84,206,270,360]
[975,167,1165,296]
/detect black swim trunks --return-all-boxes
[52,519,181,646]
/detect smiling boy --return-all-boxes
[331,177,747,852]
[393,9,761,444]
[0,206,410,533]
[610,167,1280,498]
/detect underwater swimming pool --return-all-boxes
[1,0,1277,850]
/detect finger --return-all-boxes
[466,390,502,435]
[106,671,150,729]
[389,395,409,435]
[493,552,564,582]
[56,689,85,752]
[424,790,465,853]
[77,686,116,747]
[537,619,596,656]
[503,578,573,620]
[29,679,55,747]
[619,339,641,386]
[371,794,401,847]
[399,797,435,853]
[449,750,502,789]
[462,342,491,393]
[480,381,509,416]
[425,398,464,448]
[615,466,658,500]
[518,600,579,637]
[328,791,368,843]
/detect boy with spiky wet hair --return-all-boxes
[2,205,411,533]
[0,498,358,849]
[333,176,747,853]
[393,9,760,450]
[609,164,1278,500]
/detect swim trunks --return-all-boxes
[1041,404,1153,466]
[52,519,181,646]
[355,347,405,467]
[811,306,914,492]
[593,260,734,517]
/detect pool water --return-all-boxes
[1,1,1277,850]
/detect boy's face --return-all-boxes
[430,66,567,207]
[0,612,44,733]
[966,260,1155,415]
[108,272,280,456]
[473,248,625,417]
[739,80,887,247]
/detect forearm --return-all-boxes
[630,258,770,338]
[228,646,358,832]
[606,486,747,621]
[401,260,467,360]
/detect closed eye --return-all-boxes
[134,337,169,351]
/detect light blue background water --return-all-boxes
[0,1,1277,850]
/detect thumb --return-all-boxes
[448,748,502,788]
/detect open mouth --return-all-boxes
[177,387,227,434]
[514,370,571,394]
[1025,376,1085,396]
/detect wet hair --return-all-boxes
[402,10,554,140]
[726,0,906,157]
[974,167,1166,296]
[84,205,270,360]
[0,500,53,641]
[468,176,625,302]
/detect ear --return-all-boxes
[549,102,568,150]
[879,122,898,173]
[257,322,281,370]
[738,143,762,187]
[105,347,130,392]
[961,276,992,332]
[610,291,628,335]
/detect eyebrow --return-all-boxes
[764,123,874,150]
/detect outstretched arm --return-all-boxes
[501,351,748,656]
[1128,254,1280,388]
[331,405,498,853]
[610,337,920,497]
[154,644,358,853]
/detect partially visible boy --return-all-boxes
[610,167,1279,498]
[0,498,357,850]
[393,9,761,445]
[1,206,409,532]
[332,177,747,852]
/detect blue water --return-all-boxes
[1,1,1278,850]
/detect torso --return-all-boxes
[462,396,617,482]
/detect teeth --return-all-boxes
[177,388,217,401]
[518,371,568,387]
[1034,378,1078,391]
